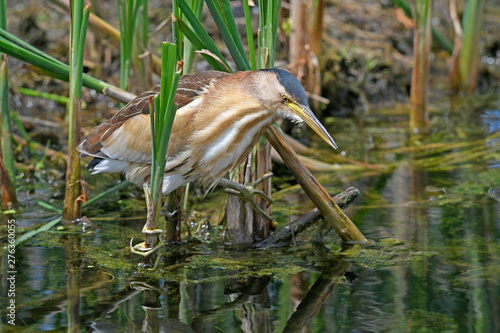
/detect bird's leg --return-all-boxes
[130,183,164,257]
[219,172,274,221]
[165,188,183,243]
[141,183,164,235]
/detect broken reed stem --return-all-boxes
[255,186,360,248]
[165,188,183,242]
[0,154,16,208]
[311,0,325,55]
[0,55,17,207]
[254,139,273,239]
[0,1,17,207]
[143,182,158,251]
[265,125,367,244]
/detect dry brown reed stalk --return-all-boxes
[288,0,322,110]
[255,186,360,248]
[265,125,367,244]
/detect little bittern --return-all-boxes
[79,69,337,211]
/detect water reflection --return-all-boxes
[2,98,500,332]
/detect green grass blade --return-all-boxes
[17,87,69,104]
[82,180,132,208]
[36,201,62,213]
[271,0,282,67]
[14,215,62,246]
[11,112,32,154]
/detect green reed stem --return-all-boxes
[135,0,148,49]
[172,0,183,60]
[409,0,431,133]
[459,0,484,92]
[182,0,203,74]
[116,0,140,92]
[257,0,281,68]
[150,42,181,228]
[389,0,453,54]
[242,0,256,70]
[134,0,149,89]
[62,0,90,222]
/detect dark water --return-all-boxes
[1,96,499,332]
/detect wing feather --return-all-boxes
[78,71,230,166]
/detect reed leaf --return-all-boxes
[18,87,69,105]
[82,181,132,208]
[215,0,249,68]
[0,29,134,102]
[204,0,250,70]
[178,0,232,71]
[177,17,229,72]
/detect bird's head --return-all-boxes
[249,68,338,149]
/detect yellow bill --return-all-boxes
[286,102,338,150]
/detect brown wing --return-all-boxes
[78,71,230,159]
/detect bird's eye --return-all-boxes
[282,95,290,103]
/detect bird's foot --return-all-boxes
[129,225,165,256]
[219,172,274,221]
[130,237,165,257]
[164,202,177,222]
[141,227,164,235]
